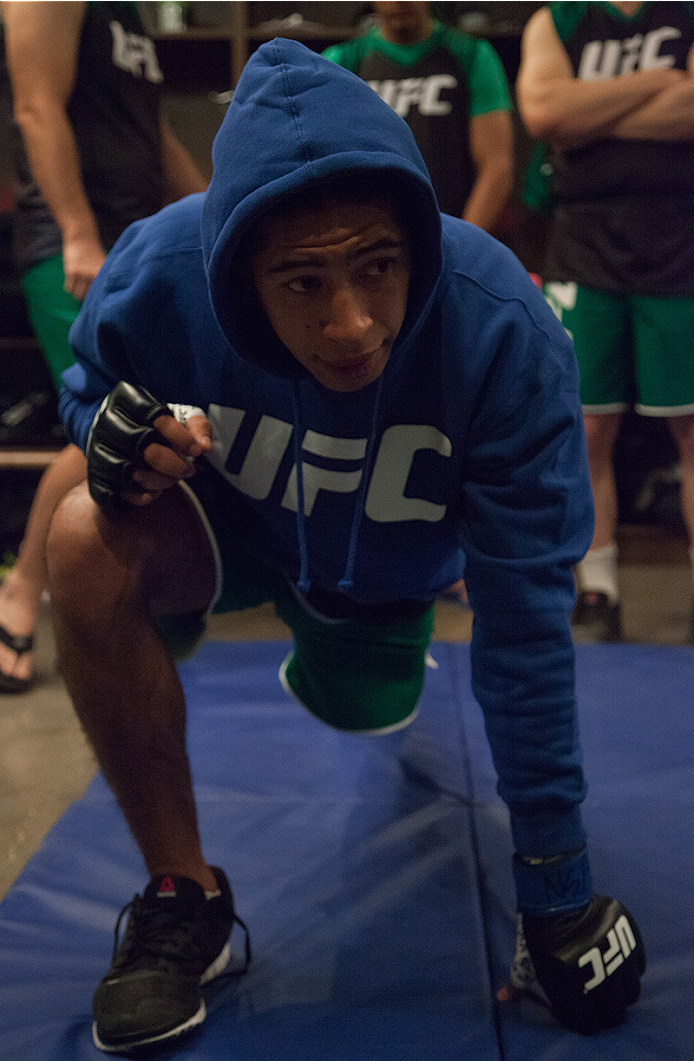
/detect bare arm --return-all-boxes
[2,0,105,300]
[159,111,208,202]
[463,109,514,232]
[516,6,686,148]
[611,41,694,140]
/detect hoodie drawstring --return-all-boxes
[292,374,385,595]
[292,383,311,592]
[338,373,383,591]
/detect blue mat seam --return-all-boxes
[445,644,507,1061]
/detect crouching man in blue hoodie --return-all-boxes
[46,38,645,1055]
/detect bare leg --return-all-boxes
[574,413,623,638]
[46,481,219,892]
[667,413,694,546]
[0,443,86,684]
[582,412,622,551]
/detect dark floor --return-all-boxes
[1,522,691,901]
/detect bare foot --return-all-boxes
[0,569,40,685]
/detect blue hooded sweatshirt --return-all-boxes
[61,39,595,912]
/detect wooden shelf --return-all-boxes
[142,0,373,86]
[0,448,62,470]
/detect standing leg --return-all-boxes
[1,255,84,692]
[0,444,86,689]
[46,480,218,892]
[573,411,623,640]
[47,481,248,1054]
[666,413,694,641]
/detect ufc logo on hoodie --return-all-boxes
[206,406,451,523]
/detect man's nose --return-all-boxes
[322,285,373,343]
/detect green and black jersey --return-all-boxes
[324,22,510,217]
[2,1,166,273]
[543,1,694,294]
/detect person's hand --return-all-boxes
[498,895,646,1034]
[127,411,212,506]
[86,382,212,512]
[62,236,107,302]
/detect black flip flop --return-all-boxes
[0,622,34,693]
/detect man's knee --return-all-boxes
[46,481,134,615]
[48,480,105,574]
[47,482,217,618]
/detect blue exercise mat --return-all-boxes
[0,642,691,1060]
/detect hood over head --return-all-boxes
[202,38,442,379]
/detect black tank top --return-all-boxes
[543,1,694,294]
[354,47,475,217]
[4,1,166,273]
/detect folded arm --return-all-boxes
[516,6,688,149]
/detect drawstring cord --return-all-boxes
[292,383,310,592]
[292,373,385,594]
[338,373,383,591]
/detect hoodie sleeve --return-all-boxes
[59,283,132,452]
[59,195,210,450]
[453,275,594,879]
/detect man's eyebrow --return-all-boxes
[266,238,405,274]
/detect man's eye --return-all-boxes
[286,276,321,292]
[364,257,397,277]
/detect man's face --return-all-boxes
[373,2,432,44]
[251,199,411,392]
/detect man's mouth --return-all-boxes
[321,347,384,373]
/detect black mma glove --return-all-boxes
[522,894,646,1035]
[86,381,174,513]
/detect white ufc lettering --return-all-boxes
[578,27,680,80]
[578,915,637,994]
[110,21,163,83]
[365,424,451,523]
[207,407,293,501]
[368,75,457,118]
[203,409,451,523]
[282,431,367,515]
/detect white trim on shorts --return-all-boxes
[178,479,224,616]
[278,651,420,736]
[636,401,694,417]
[581,402,628,415]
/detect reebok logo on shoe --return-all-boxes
[156,876,177,898]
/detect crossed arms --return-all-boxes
[516,5,694,150]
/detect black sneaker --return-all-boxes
[92,868,250,1054]
[571,590,623,642]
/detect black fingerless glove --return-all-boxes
[86,381,173,513]
[523,894,646,1034]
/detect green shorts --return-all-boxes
[154,480,435,736]
[543,282,694,416]
[21,256,80,392]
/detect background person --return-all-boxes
[516,0,694,642]
[0,0,207,692]
[324,0,514,232]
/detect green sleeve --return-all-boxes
[466,38,512,117]
[549,2,587,43]
[443,31,511,117]
[322,36,371,74]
